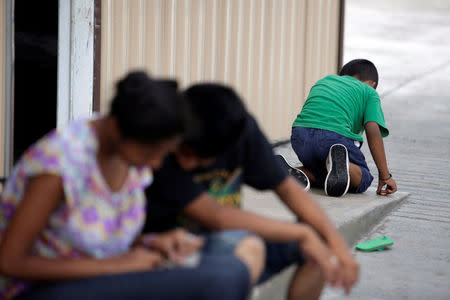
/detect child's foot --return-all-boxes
[325,144,350,197]
[275,154,310,191]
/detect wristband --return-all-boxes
[380,173,392,181]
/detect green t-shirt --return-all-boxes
[292,75,389,142]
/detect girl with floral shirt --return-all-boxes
[0,72,251,300]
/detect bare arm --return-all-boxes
[0,174,162,281]
[184,184,348,255]
[365,121,397,193]
[275,177,345,246]
[183,193,341,284]
[184,192,314,242]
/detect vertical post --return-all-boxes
[337,0,346,72]
[4,0,14,175]
[57,0,71,127]
[93,0,101,112]
[57,0,95,128]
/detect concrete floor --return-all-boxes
[322,0,450,299]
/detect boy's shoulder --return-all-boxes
[318,74,378,96]
[320,74,361,85]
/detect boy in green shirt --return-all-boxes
[288,59,397,197]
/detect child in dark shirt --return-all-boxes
[144,84,358,299]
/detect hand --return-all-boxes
[118,247,164,272]
[337,253,359,295]
[377,176,397,194]
[329,241,359,295]
[299,228,341,286]
[142,229,204,263]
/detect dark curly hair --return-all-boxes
[110,71,186,143]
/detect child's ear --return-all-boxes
[362,80,377,89]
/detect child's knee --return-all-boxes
[235,236,266,284]
[236,236,266,264]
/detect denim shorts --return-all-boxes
[291,126,373,193]
[201,230,252,255]
[200,230,305,284]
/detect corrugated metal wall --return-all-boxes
[100,0,342,141]
[0,0,6,180]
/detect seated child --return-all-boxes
[289,59,397,197]
[144,84,357,300]
[0,72,253,300]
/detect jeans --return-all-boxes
[199,230,305,284]
[291,126,373,193]
[15,254,250,300]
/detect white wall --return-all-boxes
[57,0,95,127]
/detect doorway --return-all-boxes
[13,0,58,162]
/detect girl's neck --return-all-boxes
[91,116,120,158]
[90,117,129,193]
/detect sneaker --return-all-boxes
[275,154,310,191]
[325,144,350,197]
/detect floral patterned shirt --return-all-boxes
[0,117,152,299]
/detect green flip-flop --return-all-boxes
[355,236,394,252]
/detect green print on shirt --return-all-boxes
[179,168,243,232]
[195,168,243,207]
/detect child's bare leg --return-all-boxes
[288,262,324,300]
[300,164,362,189]
[349,163,362,188]
[298,167,316,184]
[234,236,266,284]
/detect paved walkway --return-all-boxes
[323,0,450,299]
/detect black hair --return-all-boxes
[339,59,379,89]
[181,83,248,157]
[110,71,185,143]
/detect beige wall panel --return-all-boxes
[202,0,217,80]
[290,0,307,138]
[303,0,341,98]
[187,0,203,81]
[329,0,341,73]
[0,0,6,178]
[100,0,342,141]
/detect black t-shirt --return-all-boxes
[144,115,288,232]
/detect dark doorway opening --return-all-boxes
[14,1,58,162]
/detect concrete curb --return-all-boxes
[314,187,409,246]
[242,186,409,299]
